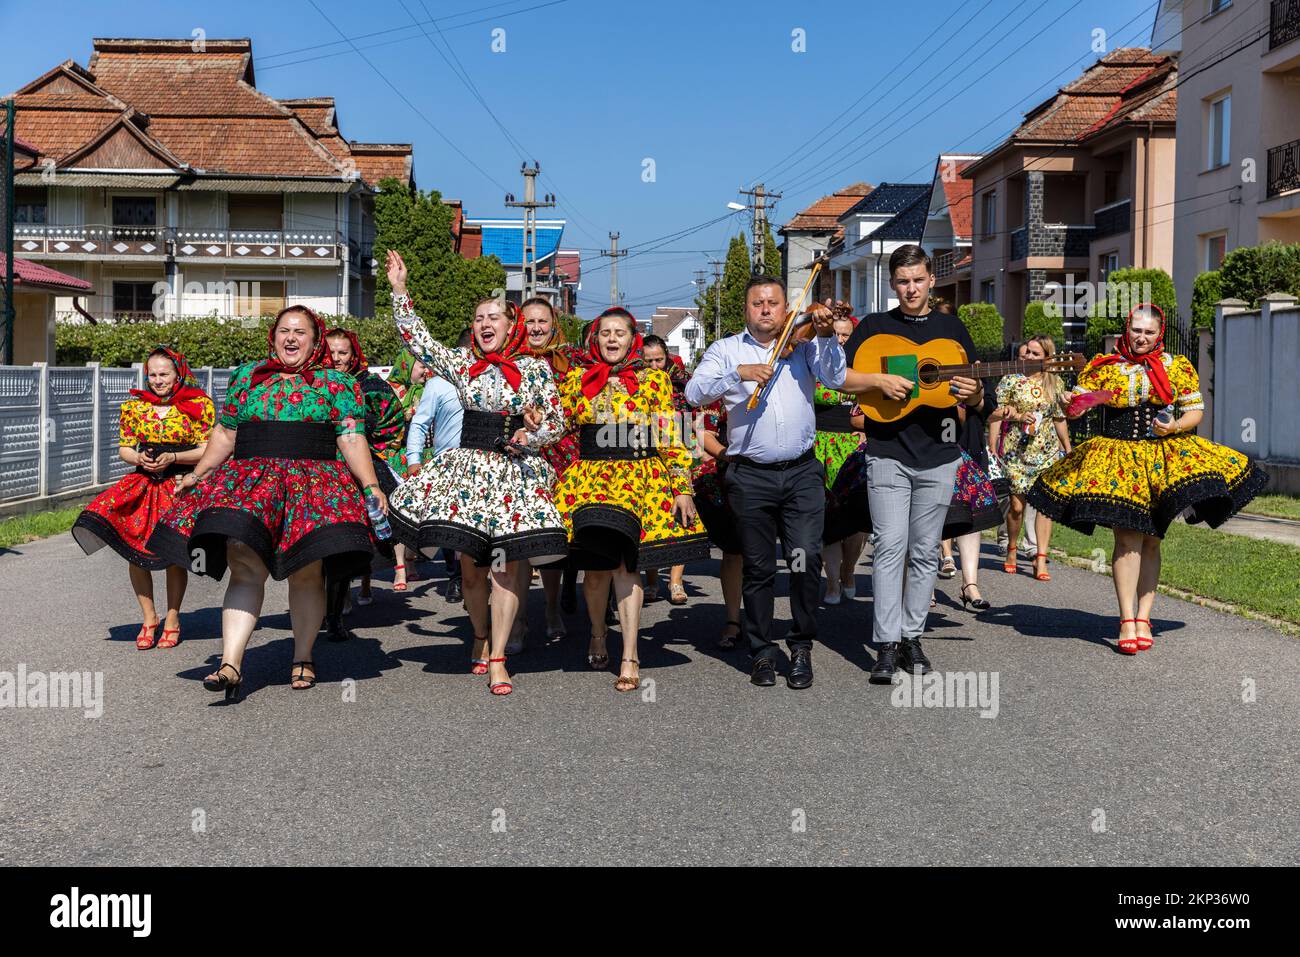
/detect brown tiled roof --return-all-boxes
[5,38,416,182]
[651,307,696,339]
[1009,49,1175,144]
[1,253,94,292]
[937,158,977,242]
[781,182,874,240]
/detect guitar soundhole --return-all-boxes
[917,362,940,386]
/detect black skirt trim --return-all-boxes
[146,507,373,582]
[72,511,171,570]
[387,508,568,566]
[1028,463,1269,539]
[569,503,710,571]
[638,532,712,569]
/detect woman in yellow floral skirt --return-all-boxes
[555,308,709,691]
[1028,305,1267,654]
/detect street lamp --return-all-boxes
[726,201,746,211]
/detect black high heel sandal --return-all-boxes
[290,660,317,690]
[960,583,991,612]
[203,662,243,702]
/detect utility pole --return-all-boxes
[504,162,554,302]
[601,232,626,307]
[708,257,724,341]
[737,183,781,276]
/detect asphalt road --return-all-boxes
[2,531,1297,866]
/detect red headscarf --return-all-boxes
[1093,303,1174,405]
[251,305,331,388]
[131,345,210,421]
[580,308,646,399]
[467,298,528,391]
[324,327,368,376]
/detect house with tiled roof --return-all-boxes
[3,37,414,324]
[648,306,705,365]
[825,182,932,315]
[962,47,1177,343]
[0,253,94,363]
[778,182,873,302]
[920,155,981,310]
[1159,0,1300,325]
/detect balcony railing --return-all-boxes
[934,250,954,280]
[1092,199,1132,239]
[1266,138,1300,198]
[13,224,345,263]
[1270,0,1300,50]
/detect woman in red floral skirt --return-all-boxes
[73,346,215,650]
[148,306,386,701]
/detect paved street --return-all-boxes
[2,531,1298,867]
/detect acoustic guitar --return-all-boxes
[851,333,1085,423]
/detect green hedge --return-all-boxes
[1086,267,1177,356]
[1190,270,1223,330]
[56,314,408,369]
[957,303,1004,353]
[1022,300,1064,345]
[1218,241,1300,305]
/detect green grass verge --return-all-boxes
[1240,494,1300,522]
[1039,521,1300,626]
[0,506,83,550]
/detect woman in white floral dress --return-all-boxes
[990,335,1072,581]
[385,251,567,696]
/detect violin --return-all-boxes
[745,256,833,411]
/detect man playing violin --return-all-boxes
[686,275,844,689]
[838,244,985,684]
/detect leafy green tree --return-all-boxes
[720,233,752,338]
[1191,270,1223,330]
[1086,267,1177,356]
[958,303,1004,354]
[1218,241,1300,305]
[373,177,507,346]
[761,223,782,280]
[1022,301,1065,345]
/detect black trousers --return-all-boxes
[723,455,825,659]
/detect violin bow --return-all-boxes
[746,257,825,412]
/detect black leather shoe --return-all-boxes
[445,578,463,604]
[750,657,777,687]
[897,637,932,675]
[787,649,813,689]
[869,643,898,684]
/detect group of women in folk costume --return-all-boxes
[74,281,1268,701]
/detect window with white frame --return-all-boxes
[1206,92,1231,169]
[1203,232,1228,271]
[1099,252,1119,280]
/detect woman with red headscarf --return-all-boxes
[148,305,384,701]
[322,327,406,640]
[386,252,567,697]
[554,307,709,692]
[73,346,215,650]
[1029,304,1267,654]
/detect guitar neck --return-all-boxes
[932,358,1058,380]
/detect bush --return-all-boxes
[1022,300,1064,345]
[56,313,409,370]
[1217,241,1300,305]
[1190,270,1223,330]
[1086,267,1177,356]
[957,303,1004,353]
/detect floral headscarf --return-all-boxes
[325,327,368,377]
[467,298,529,391]
[250,305,330,388]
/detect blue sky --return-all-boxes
[1,0,1159,315]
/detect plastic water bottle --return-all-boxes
[1149,405,1175,438]
[365,490,392,540]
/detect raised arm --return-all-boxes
[386,250,463,382]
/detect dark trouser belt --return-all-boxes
[729,447,816,471]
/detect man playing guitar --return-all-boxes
[839,244,985,683]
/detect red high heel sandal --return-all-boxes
[470,636,489,675]
[1116,619,1140,655]
[487,657,513,696]
[393,564,409,592]
[1134,618,1154,651]
[1033,552,1052,582]
[135,622,158,650]
[157,625,181,649]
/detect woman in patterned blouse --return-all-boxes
[149,306,387,700]
[1029,305,1267,654]
[73,346,214,650]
